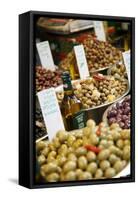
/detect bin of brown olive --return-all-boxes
[103,95,131,129]
[36,66,63,92]
[83,36,122,73]
[36,119,130,182]
[59,35,122,74]
[56,74,129,123]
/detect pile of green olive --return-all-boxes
[36,120,130,182]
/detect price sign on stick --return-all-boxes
[37,88,65,140]
[74,45,90,79]
[122,50,131,84]
[94,21,106,42]
[36,41,55,70]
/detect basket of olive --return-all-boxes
[103,95,131,129]
[36,119,130,183]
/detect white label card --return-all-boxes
[122,50,131,84]
[74,45,90,79]
[94,21,106,42]
[37,88,65,140]
[36,41,55,70]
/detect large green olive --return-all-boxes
[98,149,110,160]
[86,162,97,174]
[68,153,77,162]
[56,130,68,143]
[104,167,116,178]
[86,151,96,162]
[86,119,96,128]
[78,172,92,180]
[89,134,99,145]
[46,172,60,182]
[99,160,110,171]
[42,162,58,174]
[95,169,103,179]
[37,155,46,165]
[109,154,119,165]
[64,171,76,181]
[63,161,77,173]
[113,160,125,173]
[123,145,130,160]
[78,156,88,170]
[75,147,87,157]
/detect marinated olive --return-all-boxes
[105,168,116,178]
[78,156,88,170]
[63,161,77,173]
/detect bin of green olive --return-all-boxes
[36,119,130,182]
[56,75,128,109]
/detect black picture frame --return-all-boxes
[19,11,135,189]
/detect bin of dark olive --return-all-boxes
[103,95,131,129]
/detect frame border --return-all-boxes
[19,11,135,189]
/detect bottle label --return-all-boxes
[72,110,86,129]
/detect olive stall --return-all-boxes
[35,17,131,183]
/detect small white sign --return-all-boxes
[74,45,90,79]
[37,88,65,140]
[122,50,131,84]
[94,21,106,42]
[36,41,55,70]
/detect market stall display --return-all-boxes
[36,119,130,182]
[35,17,132,184]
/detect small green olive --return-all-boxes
[105,167,116,178]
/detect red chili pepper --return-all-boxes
[93,74,106,81]
[84,145,101,154]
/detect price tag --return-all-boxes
[122,50,131,84]
[37,88,65,140]
[74,45,90,79]
[94,21,106,41]
[36,41,55,70]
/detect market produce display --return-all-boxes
[56,74,128,109]
[36,119,130,182]
[106,96,131,129]
[59,35,122,73]
[36,66,63,92]
[83,35,122,72]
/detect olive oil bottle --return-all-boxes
[61,71,86,131]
